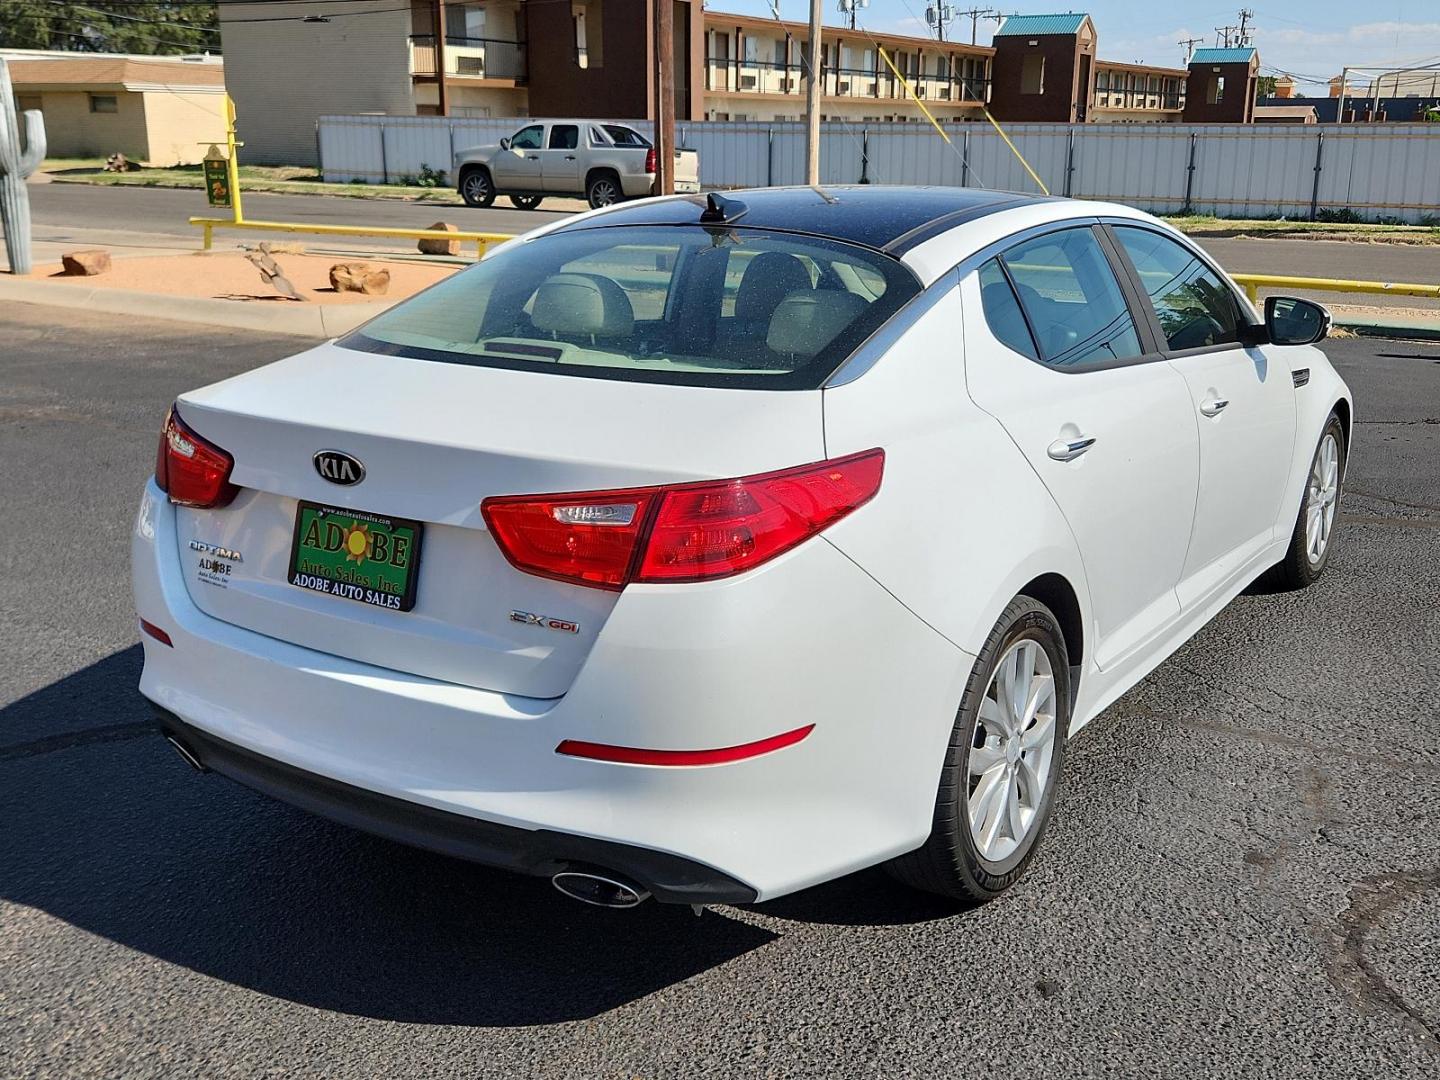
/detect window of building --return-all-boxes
[1208,75,1225,104]
[572,0,603,68]
[1021,54,1045,95]
[89,94,118,114]
[445,4,485,42]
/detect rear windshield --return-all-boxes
[342,225,921,389]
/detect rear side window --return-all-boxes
[1111,226,1244,352]
[977,259,1039,361]
[342,225,921,390]
[549,124,579,150]
[604,125,650,147]
[1001,228,1143,369]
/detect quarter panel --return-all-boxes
[821,285,1093,660]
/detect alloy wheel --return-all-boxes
[463,173,492,203]
[590,180,619,207]
[967,638,1058,864]
[1306,432,1340,564]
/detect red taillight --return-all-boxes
[644,146,657,174]
[155,405,238,509]
[481,449,884,591]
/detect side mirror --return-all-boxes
[1265,296,1331,346]
[499,137,511,151]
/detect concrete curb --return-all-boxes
[0,276,393,339]
[1334,314,1440,342]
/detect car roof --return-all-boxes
[548,186,1051,255]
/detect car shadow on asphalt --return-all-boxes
[2,646,793,1026]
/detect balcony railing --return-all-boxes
[705,57,990,104]
[409,35,527,81]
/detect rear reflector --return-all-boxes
[155,405,238,510]
[482,449,883,590]
[556,724,814,766]
[139,619,173,647]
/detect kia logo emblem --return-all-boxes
[313,450,365,486]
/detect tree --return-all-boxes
[0,2,220,55]
[1255,75,1278,99]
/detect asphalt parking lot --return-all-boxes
[2,304,1437,1078]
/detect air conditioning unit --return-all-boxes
[781,77,795,92]
[938,86,951,99]
[456,56,484,76]
[741,74,757,89]
[917,85,927,97]
[865,81,877,95]
[838,80,850,93]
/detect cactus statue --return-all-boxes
[0,56,47,276]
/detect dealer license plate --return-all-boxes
[288,501,423,612]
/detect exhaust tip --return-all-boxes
[163,733,207,773]
[551,870,650,909]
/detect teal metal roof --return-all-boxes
[1189,47,1257,64]
[994,13,1090,37]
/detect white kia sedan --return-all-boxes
[133,187,1350,909]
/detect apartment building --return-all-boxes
[700,13,993,123]
[216,3,1257,166]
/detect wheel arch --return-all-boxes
[1331,394,1352,450]
[585,165,621,190]
[1017,572,1085,707]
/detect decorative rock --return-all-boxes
[329,262,390,296]
[417,221,460,256]
[61,248,111,276]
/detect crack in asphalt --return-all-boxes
[1346,488,1440,516]
[1331,869,1440,1051]
[0,722,155,763]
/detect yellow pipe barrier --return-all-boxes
[190,216,514,260]
[1230,273,1440,307]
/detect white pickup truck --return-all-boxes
[453,120,700,211]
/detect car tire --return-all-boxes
[884,596,1070,905]
[1270,412,1347,589]
[586,171,624,210]
[509,194,544,210]
[459,168,496,209]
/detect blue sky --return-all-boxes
[707,2,1440,91]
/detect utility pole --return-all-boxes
[926,4,954,42]
[1236,9,1254,46]
[837,0,868,31]
[1178,36,1202,64]
[1335,65,1349,125]
[954,7,993,46]
[434,0,449,117]
[805,0,822,185]
[653,0,675,194]
[1215,25,1237,48]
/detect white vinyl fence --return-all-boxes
[316,114,1440,223]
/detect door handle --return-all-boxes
[1046,435,1097,462]
[1200,397,1230,417]
[564,155,576,160]
[527,155,540,161]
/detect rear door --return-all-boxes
[1106,224,1297,606]
[491,123,545,188]
[961,224,1200,670]
[541,122,582,192]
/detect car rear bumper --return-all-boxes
[132,480,973,902]
[155,707,756,903]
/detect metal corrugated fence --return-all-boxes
[316,115,1440,223]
